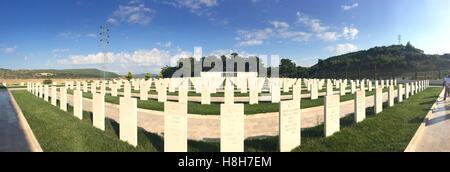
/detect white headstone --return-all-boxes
[293,83,302,101]
[224,79,234,105]
[249,87,259,105]
[178,80,189,103]
[93,93,105,131]
[140,85,148,101]
[124,82,131,98]
[325,95,340,137]
[220,104,245,152]
[405,83,410,99]
[279,100,301,152]
[111,83,118,97]
[157,85,167,102]
[354,90,366,123]
[60,87,67,111]
[119,97,138,147]
[326,81,333,96]
[375,87,383,114]
[83,82,88,93]
[100,82,106,95]
[340,82,346,96]
[90,83,96,94]
[398,84,403,102]
[44,85,49,102]
[73,90,83,120]
[164,102,188,152]
[201,86,211,105]
[351,81,356,94]
[51,86,57,106]
[388,86,394,107]
[310,81,318,100]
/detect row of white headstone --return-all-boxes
[324,80,430,138]
[25,79,429,152]
[62,78,401,106]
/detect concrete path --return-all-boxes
[408,90,450,152]
[0,89,38,152]
[64,90,394,140]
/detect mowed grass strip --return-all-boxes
[11,90,218,152]
[293,87,441,152]
[67,88,386,115]
[241,87,441,152]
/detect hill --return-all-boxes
[281,42,450,79]
[0,68,120,79]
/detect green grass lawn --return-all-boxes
[12,87,439,152]
[292,87,442,152]
[11,90,218,152]
[67,88,388,115]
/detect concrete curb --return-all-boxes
[404,88,445,152]
[7,89,43,152]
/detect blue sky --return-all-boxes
[1,0,449,74]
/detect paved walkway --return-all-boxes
[410,91,450,152]
[0,89,35,152]
[64,90,393,140]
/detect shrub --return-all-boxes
[43,79,53,85]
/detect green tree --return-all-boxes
[279,59,297,78]
[125,72,133,81]
[145,73,152,80]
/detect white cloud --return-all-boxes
[57,32,82,38]
[86,33,97,38]
[57,48,170,66]
[327,44,358,55]
[342,26,359,40]
[236,28,273,46]
[270,21,290,31]
[159,0,219,19]
[106,18,118,25]
[317,32,338,42]
[342,3,359,11]
[279,31,311,42]
[108,1,155,26]
[170,51,193,66]
[297,12,328,33]
[52,48,70,53]
[296,12,360,42]
[167,0,218,10]
[157,41,172,48]
[1,46,17,54]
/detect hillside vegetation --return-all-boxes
[0,68,120,79]
[282,43,450,79]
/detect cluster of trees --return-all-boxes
[308,42,450,79]
[124,72,153,81]
[159,54,277,78]
[156,42,450,80]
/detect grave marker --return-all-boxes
[164,102,188,152]
[220,104,245,152]
[279,100,301,152]
[354,90,366,123]
[51,86,57,106]
[388,86,394,107]
[375,87,383,114]
[73,90,83,120]
[60,88,67,111]
[119,97,138,147]
[325,95,340,137]
[93,93,105,131]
